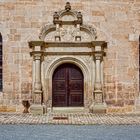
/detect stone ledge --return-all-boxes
[106,105,134,114]
[0,105,16,112]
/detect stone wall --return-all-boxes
[0,0,139,112]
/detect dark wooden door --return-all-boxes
[52,63,84,107]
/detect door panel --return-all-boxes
[52,66,67,106]
[69,65,83,106]
[52,63,83,107]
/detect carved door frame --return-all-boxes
[29,2,107,110]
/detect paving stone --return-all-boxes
[0,113,140,125]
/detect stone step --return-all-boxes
[51,107,88,113]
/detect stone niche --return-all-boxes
[29,2,107,114]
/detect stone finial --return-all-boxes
[53,12,59,22]
[77,12,83,23]
[77,12,82,20]
[65,2,71,11]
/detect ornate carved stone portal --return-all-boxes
[29,2,107,114]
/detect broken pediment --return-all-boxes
[39,2,97,42]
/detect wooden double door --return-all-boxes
[52,63,84,107]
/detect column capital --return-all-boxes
[30,51,44,61]
[91,41,107,48]
[91,41,107,61]
[29,41,45,54]
[94,51,104,61]
[29,41,45,48]
[33,53,42,60]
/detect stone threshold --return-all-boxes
[51,107,87,113]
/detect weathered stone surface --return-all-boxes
[0,105,16,112]
[107,105,134,114]
[0,0,139,113]
[30,104,44,115]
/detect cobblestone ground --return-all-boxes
[1,112,140,125]
[0,125,140,140]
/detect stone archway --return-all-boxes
[44,56,90,108]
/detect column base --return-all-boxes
[135,95,140,112]
[30,104,45,115]
[90,102,107,113]
[94,90,103,104]
[34,90,42,94]
[33,90,42,104]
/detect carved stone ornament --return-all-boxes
[39,2,97,42]
[53,12,59,22]
[65,2,71,11]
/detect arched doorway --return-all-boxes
[52,63,84,107]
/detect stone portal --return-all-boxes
[29,2,107,114]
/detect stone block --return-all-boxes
[14,34,21,41]
[129,34,139,41]
[90,103,107,114]
[3,82,13,92]
[6,106,16,112]
[30,104,44,115]
[31,22,41,28]
[92,11,104,16]
[3,3,15,10]
[21,82,32,94]
[107,105,134,114]
[10,29,17,34]
[0,105,16,112]
[0,106,7,112]
[16,104,24,113]
[106,99,116,105]
[13,16,25,22]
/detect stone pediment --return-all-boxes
[39,2,97,42]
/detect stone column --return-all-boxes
[33,53,42,104]
[90,44,107,113]
[29,41,45,114]
[94,50,103,103]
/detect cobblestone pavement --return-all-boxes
[1,112,140,125]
